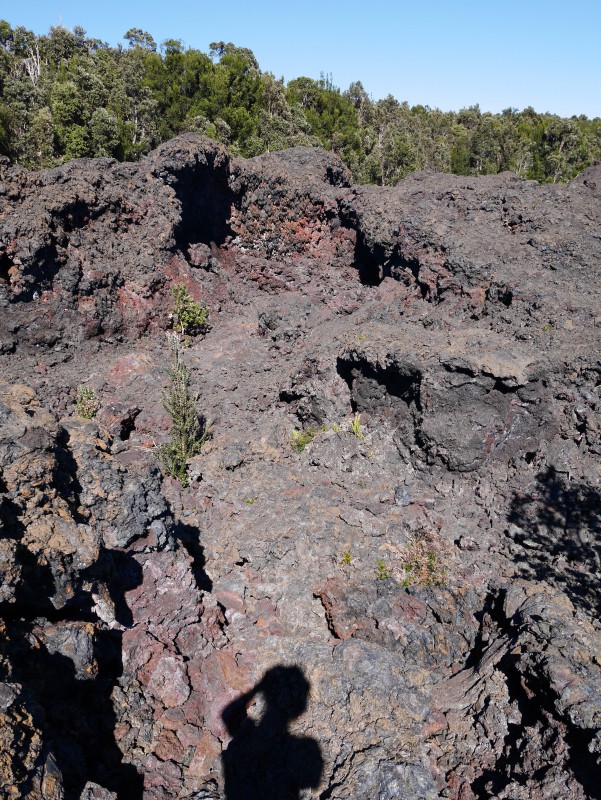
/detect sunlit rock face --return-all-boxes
[0,135,600,799]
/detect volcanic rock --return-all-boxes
[0,134,599,798]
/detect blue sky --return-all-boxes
[4,0,600,117]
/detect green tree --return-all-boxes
[89,107,119,157]
[124,28,157,51]
[0,20,597,182]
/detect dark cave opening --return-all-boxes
[353,237,386,287]
[486,284,514,308]
[337,355,422,414]
[0,250,11,284]
[353,238,426,296]
[344,223,429,298]
[171,155,234,250]
[59,200,91,233]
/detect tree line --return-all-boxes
[1,21,599,184]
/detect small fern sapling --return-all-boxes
[350,412,365,439]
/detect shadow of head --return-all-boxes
[257,665,310,720]
[221,664,323,800]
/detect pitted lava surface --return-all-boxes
[0,136,600,799]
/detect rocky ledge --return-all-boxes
[0,135,600,799]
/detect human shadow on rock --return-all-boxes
[221,665,323,800]
[508,467,601,616]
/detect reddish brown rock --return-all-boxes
[0,135,599,798]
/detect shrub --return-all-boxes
[290,427,318,452]
[171,283,209,336]
[157,334,208,486]
[399,534,448,586]
[76,384,99,419]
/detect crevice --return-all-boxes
[313,592,341,641]
[279,388,303,405]
[485,284,513,308]
[118,409,140,441]
[0,249,12,284]
[216,601,229,632]
[491,378,520,395]
[171,520,213,592]
[3,621,144,799]
[471,650,601,800]
[442,362,477,378]
[318,745,378,799]
[336,355,422,413]
[0,544,145,798]
[458,588,601,800]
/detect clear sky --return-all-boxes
[4,0,601,118]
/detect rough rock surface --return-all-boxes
[0,134,600,798]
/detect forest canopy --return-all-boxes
[0,21,599,184]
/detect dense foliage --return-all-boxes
[1,21,599,184]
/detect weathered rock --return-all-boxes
[0,136,599,798]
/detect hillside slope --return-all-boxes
[0,135,600,799]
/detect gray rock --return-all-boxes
[0,136,599,798]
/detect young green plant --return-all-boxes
[75,384,99,419]
[350,412,365,440]
[171,283,209,336]
[157,334,208,487]
[290,427,318,452]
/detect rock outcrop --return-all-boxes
[0,134,599,799]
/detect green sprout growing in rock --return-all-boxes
[375,558,393,580]
[290,427,318,452]
[399,539,447,587]
[350,412,365,440]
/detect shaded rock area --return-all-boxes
[0,133,600,798]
